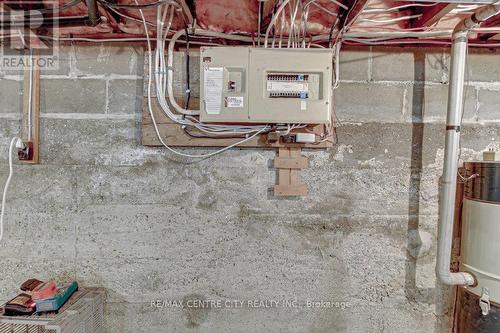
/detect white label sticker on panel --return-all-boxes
[266,81,309,92]
[204,67,224,114]
[225,96,244,108]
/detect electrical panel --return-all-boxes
[200,47,333,124]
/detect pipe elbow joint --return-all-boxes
[453,4,500,38]
[436,267,475,286]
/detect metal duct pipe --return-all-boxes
[436,3,500,286]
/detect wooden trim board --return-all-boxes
[21,50,41,164]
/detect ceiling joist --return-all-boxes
[477,13,500,39]
[410,3,457,28]
[341,0,370,32]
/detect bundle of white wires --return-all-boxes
[136,1,279,158]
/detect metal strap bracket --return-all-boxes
[479,287,491,316]
[446,125,461,132]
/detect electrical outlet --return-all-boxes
[18,141,34,161]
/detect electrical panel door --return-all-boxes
[200,47,333,124]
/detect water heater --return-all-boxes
[457,155,500,332]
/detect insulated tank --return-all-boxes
[457,159,500,332]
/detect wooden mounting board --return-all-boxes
[142,97,333,149]
[141,97,333,149]
[140,52,333,149]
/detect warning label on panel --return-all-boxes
[225,96,244,108]
[204,67,224,114]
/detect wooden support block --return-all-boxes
[274,184,308,197]
[278,148,290,157]
[289,147,301,157]
[278,168,291,186]
[274,156,308,169]
[290,169,303,185]
[273,147,308,197]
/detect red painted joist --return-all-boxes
[477,13,500,40]
[342,0,369,32]
[410,3,456,28]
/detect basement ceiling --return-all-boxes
[1,0,500,47]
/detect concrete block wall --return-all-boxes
[0,44,499,333]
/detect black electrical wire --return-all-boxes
[332,126,339,145]
[184,27,191,111]
[269,0,279,45]
[96,0,165,9]
[258,0,264,46]
[328,16,340,48]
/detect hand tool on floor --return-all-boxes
[35,281,78,313]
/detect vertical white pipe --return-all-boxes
[436,4,500,286]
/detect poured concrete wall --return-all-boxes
[0,45,499,332]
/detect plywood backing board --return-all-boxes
[141,97,333,149]
[140,51,333,149]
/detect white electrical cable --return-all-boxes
[326,0,348,11]
[311,2,338,17]
[106,5,156,26]
[333,41,341,89]
[103,0,181,27]
[166,29,199,116]
[358,14,423,24]
[265,0,291,48]
[0,35,219,46]
[363,2,438,13]
[149,8,271,136]
[0,137,23,244]
[136,2,271,158]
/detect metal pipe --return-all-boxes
[85,0,99,26]
[436,3,500,286]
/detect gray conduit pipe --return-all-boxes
[85,0,99,26]
[436,3,500,286]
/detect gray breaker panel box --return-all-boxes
[200,47,333,124]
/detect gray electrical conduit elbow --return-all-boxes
[436,3,500,287]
